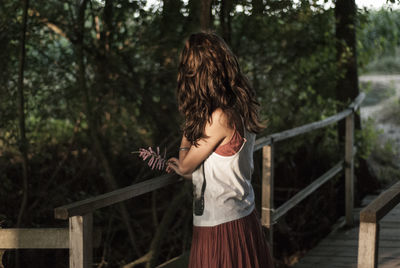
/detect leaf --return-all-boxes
[134,146,168,171]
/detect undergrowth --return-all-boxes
[358,118,400,188]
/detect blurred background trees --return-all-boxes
[1,0,399,267]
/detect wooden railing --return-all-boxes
[256,93,364,255]
[357,181,400,268]
[0,228,100,266]
[0,228,70,249]
[54,174,182,267]
[51,93,365,268]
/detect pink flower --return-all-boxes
[133,146,167,171]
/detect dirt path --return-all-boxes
[359,74,400,166]
[360,75,400,118]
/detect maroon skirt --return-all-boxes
[188,210,274,268]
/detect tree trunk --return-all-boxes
[220,0,233,44]
[200,0,213,31]
[75,0,141,257]
[335,0,380,201]
[335,0,360,133]
[185,0,201,33]
[15,1,30,267]
[16,0,29,229]
[185,0,213,32]
[161,0,182,34]
[252,0,264,15]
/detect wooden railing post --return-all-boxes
[345,113,354,226]
[357,181,400,268]
[261,142,274,256]
[357,222,379,268]
[69,213,93,268]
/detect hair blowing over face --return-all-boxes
[177,32,264,145]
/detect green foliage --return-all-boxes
[356,113,400,188]
[357,9,400,71]
[356,118,381,160]
[231,1,337,135]
[381,98,400,125]
[368,132,400,187]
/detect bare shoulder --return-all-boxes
[209,108,230,129]
[204,108,231,137]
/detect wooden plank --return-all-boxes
[296,264,357,268]
[318,238,400,248]
[306,245,358,257]
[361,195,379,207]
[261,144,274,255]
[296,261,358,268]
[377,258,400,268]
[374,221,400,229]
[307,245,400,258]
[346,240,399,248]
[69,214,93,268]
[0,228,68,249]
[360,181,400,223]
[323,229,400,241]
[272,161,343,222]
[55,174,181,219]
[381,209,400,221]
[0,228,101,250]
[345,113,354,226]
[297,255,358,265]
[357,222,379,268]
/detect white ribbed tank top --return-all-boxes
[192,129,256,227]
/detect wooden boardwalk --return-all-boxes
[294,195,400,268]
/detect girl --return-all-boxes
[166,32,274,268]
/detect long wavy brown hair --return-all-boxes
[177,32,264,145]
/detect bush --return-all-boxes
[365,54,400,74]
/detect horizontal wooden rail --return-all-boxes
[0,228,101,249]
[357,181,400,268]
[55,174,181,220]
[272,161,343,223]
[254,92,365,151]
[359,181,400,223]
[0,228,68,249]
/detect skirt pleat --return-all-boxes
[188,210,274,268]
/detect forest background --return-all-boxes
[1,0,400,267]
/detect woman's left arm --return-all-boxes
[167,109,230,178]
[178,135,191,162]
